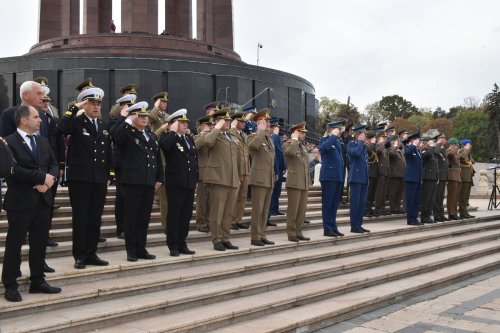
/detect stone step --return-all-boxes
[2,232,498,333]
[5,216,498,290]
[1,220,499,320]
[207,253,500,333]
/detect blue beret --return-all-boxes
[460,139,472,145]
[327,120,345,128]
[352,124,367,134]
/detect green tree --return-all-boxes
[432,107,446,119]
[484,83,500,159]
[447,105,467,119]
[379,95,420,121]
[407,113,433,132]
[452,109,490,162]
[361,102,384,128]
[318,96,360,132]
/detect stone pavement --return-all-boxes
[319,268,500,333]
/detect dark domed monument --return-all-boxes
[0,0,317,132]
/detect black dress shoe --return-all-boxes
[127,255,138,262]
[29,282,62,294]
[53,204,61,210]
[230,224,239,230]
[324,231,338,237]
[251,240,265,246]
[198,226,210,233]
[46,237,58,247]
[442,216,451,221]
[222,241,239,250]
[433,217,444,222]
[170,249,180,257]
[267,221,277,227]
[117,232,125,239]
[334,230,344,236]
[360,227,370,232]
[276,211,285,216]
[350,228,364,233]
[4,289,22,302]
[261,239,275,245]
[297,235,310,241]
[448,215,459,220]
[179,247,196,255]
[287,236,299,242]
[466,214,476,218]
[43,262,55,273]
[86,256,109,266]
[303,220,311,224]
[213,242,226,251]
[364,211,374,217]
[74,259,86,269]
[138,252,156,260]
[98,237,106,243]
[236,223,249,229]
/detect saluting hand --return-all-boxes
[331,128,340,136]
[291,130,299,140]
[160,122,170,132]
[245,112,253,121]
[128,114,138,122]
[273,126,279,135]
[154,98,161,109]
[120,105,129,117]
[215,119,225,130]
[371,137,376,144]
[231,119,238,129]
[75,100,88,109]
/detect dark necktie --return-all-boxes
[182,135,190,149]
[26,134,39,164]
[92,118,98,132]
[225,132,232,142]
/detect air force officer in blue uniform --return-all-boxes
[403,133,423,225]
[347,125,370,233]
[319,120,345,237]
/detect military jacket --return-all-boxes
[387,145,406,178]
[203,128,241,188]
[347,140,368,185]
[447,145,461,182]
[458,148,475,182]
[60,106,114,183]
[194,131,210,181]
[366,142,378,178]
[404,144,422,183]
[160,131,198,190]
[283,139,310,191]
[376,143,389,177]
[421,145,439,181]
[318,134,344,182]
[435,142,449,181]
[111,117,163,187]
[149,107,169,134]
[230,128,250,177]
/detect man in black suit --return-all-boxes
[159,109,198,257]
[111,101,163,261]
[60,87,113,269]
[2,105,61,302]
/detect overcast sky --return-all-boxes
[1,0,499,112]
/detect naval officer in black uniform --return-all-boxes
[60,87,114,269]
[111,101,163,261]
[159,109,198,257]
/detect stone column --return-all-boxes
[83,0,113,34]
[39,0,62,41]
[61,0,80,36]
[164,0,192,38]
[197,0,233,50]
[121,0,158,35]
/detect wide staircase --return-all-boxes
[0,186,499,333]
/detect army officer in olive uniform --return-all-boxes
[420,136,439,224]
[203,108,241,251]
[284,122,311,242]
[432,132,450,221]
[248,109,276,246]
[446,138,462,220]
[60,87,113,269]
[458,139,476,219]
[111,102,163,261]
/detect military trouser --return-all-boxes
[432,180,447,218]
[388,177,404,212]
[232,175,249,225]
[446,180,461,216]
[207,184,238,244]
[195,181,210,229]
[286,187,308,238]
[250,185,272,241]
[421,180,436,219]
[459,181,472,216]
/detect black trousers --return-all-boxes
[68,181,107,261]
[432,180,447,218]
[365,177,377,212]
[121,184,155,257]
[2,198,50,290]
[421,180,436,219]
[166,186,194,251]
[114,183,125,235]
[388,177,404,212]
[48,175,59,230]
[374,175,388,210]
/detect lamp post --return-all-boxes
[257,42,263,66]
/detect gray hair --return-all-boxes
[19,81,37,102]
